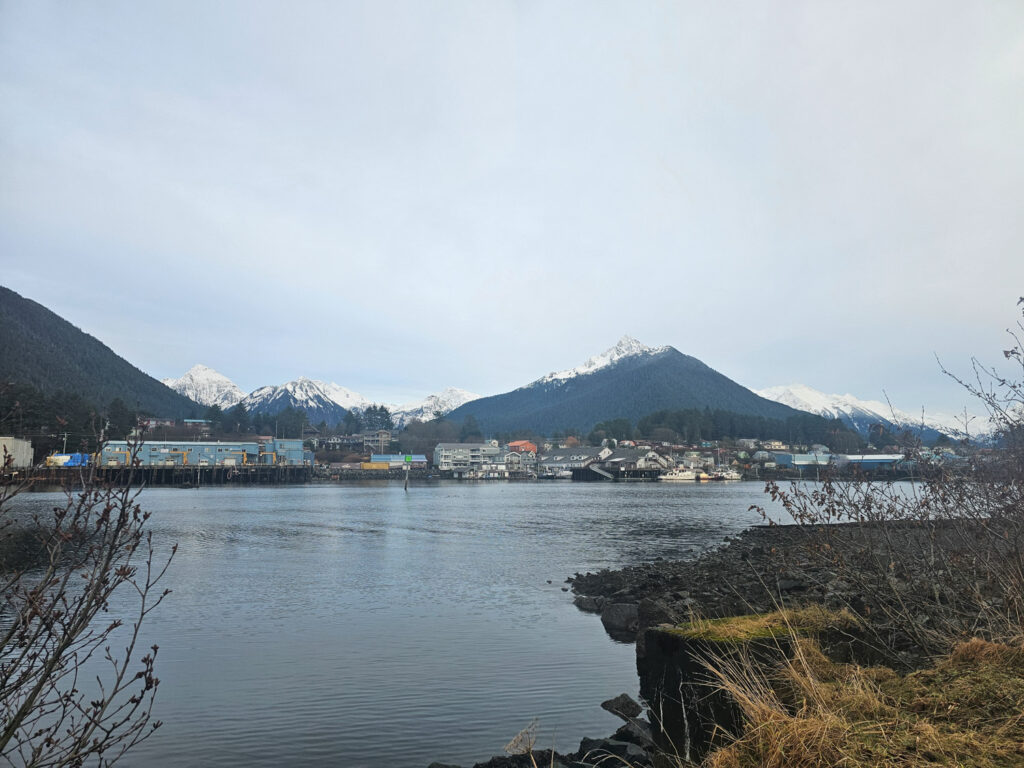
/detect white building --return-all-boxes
[0,436,33,469]
[434,441,505,472]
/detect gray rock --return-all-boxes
[612,719,656,748]
[600,603,639,633]
[577,738,648,764]
[777,577,807,592]
[600,692,643,720]
[573,594,604,613]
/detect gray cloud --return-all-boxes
[2,1,1022,414]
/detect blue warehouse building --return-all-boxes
[102,439,308,467]
[371,454,429,468]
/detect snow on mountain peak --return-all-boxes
[390,387,481,427]
[756,383,984,437]
[263,377,370,410]
[162,365,245,409]
[538,336,669,384]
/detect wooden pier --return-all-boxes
[26,464,313,488]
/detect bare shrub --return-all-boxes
[0,442,174,766]
[754,300,1024,663]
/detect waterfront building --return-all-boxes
[101,438,308,467]
[371,454,428,468]
[600,448,673,472]
[0,436,33,468]
[832,454,905,471]
[771,452,832,469]
[507,440,538,454]
[504,451,537,474]
[537,447,611,474]
[433,442,504,471]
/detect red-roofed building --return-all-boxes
[508,440,538,454]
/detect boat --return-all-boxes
[659,468,697,482]
[712,467,743,481]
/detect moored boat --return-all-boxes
[659,468,697,482]
[711,467,743,481]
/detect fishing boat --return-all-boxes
[659,467,697,482]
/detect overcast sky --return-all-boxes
[2,1,1022,416]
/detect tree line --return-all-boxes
[589,408,866,451]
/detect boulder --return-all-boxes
[613,718,656,749]
[600,603,639,635]
[572,594,604,613]
[600,693,643,720]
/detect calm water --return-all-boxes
[18,481,768,767]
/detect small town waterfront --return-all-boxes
[17,481,769,767]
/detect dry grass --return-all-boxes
[702,633,1024,768]
[670,605,859,643]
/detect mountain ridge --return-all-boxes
[445,337,809,434]
[0,285,200,418]
[162,366,480,428]
[756,383,970,441]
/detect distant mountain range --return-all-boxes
[4,283,967,441]
[444,336,809,434]
[0,285,200,417]
[756,384,971,442]
[162,365,479,428]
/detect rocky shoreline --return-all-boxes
[429,514,1001,766]
[427,523,823,768]
[568,523,829,638]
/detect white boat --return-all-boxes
[712,467,743,481]
[659,468,697,482]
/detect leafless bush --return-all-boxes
[0,443,174,767]
[756,300,1024,664]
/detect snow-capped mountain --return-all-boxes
[537,335,669,385]
[390,387,480,427]
[240,377,369,427]
[162,364,245,409]
[165,364,478,428]
[445,336,802,434]
[756,384,971,440]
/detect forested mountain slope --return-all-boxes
[0,286,199,417]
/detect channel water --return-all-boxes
[18,481,770,767]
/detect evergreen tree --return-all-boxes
[342,409,362,435]
[204,404,225,430]
[227,402,250,433]
[105,398,137,440]
[459,415,482,441]
[362,405,394,431]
